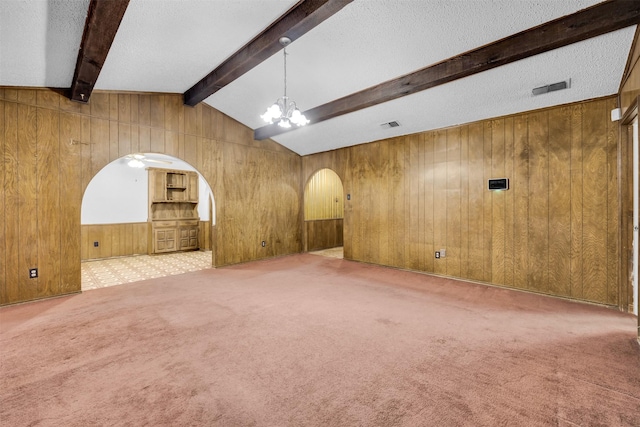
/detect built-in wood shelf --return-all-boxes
[148,167,199,254]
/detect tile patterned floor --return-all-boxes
[82,247,342,291]
[309,246,344,259]
[81,250,213,291]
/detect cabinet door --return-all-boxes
[151,170,167,202]
[188,227,198,248]
[188,173,198,202]
[178,227,190,250]
[155,228,176,253]
[178,226,199,250]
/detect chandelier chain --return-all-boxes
[283,46,287,98]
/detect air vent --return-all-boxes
[532,80,570,96]
[380,121,401,129]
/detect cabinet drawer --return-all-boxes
[153,220,177,228]
[178,220,199,227]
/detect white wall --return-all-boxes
[81,154,215,225]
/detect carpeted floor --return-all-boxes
[1,254,639,426]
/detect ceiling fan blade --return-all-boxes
[144,158,172,164]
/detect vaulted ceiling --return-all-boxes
[1,0,637,155]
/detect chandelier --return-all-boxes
[261,37,309,128]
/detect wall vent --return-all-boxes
[380,121,401,129]
[532,80,570,96]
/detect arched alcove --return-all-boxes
[303,168,344,252]
[80,153,215,289]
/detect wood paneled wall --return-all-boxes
[80,221,212,260]
[81,223,147,260]
[619,28,639,329]
[620,123,634,315]
[199,220,212,251]
[1,88,302,305]
[303,97,620,306]
[0,87,624,308]
[305,219,344,252]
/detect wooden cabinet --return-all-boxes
[151,220,198,252]
[148,168,199,254]
[149,169,198,203]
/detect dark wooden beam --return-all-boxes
[255,0,640,140]
[69,0,130,103]
[183,0,352,107]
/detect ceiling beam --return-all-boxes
[255,0,640,140]
[183,0,353,107]
[69,0,130,103]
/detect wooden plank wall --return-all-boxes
[620,124,634,314]
[618,27,639,327]
[80,223,148,260]
[0,87,623,308]
[303,97,620,306]
[0,88,302,305]
[305,219,344,251]
[199,220,212,251]
[80,221,212,259]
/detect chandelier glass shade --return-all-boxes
[261,37,309,128]
[127,159,145,168]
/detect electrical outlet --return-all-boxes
[29,268,38,278]
[440,249,446,258]
[435,251,440,259]
[94,241,99,247]
[261,241,266,247]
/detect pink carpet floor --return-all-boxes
[1,254,639,426]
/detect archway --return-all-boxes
[621,104,639,341]
[80,153,215,289]
[303,168,344,253]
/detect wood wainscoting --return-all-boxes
[81,221,212,261]
[305,219,343,252]
[81,223,148,260]
[199,221,212,251]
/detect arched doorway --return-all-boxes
[304,168,344,254]
[80,153,215,289]
[621,104,639,340]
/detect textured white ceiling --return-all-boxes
[0,0,635,156]
[97,0,298,92]
[0,0,90,87]
[272,27,634,155]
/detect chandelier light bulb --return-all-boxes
[261,102,283,124]
[278,118,292,128]
[290,108,309,126]
[127,159,145,168]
